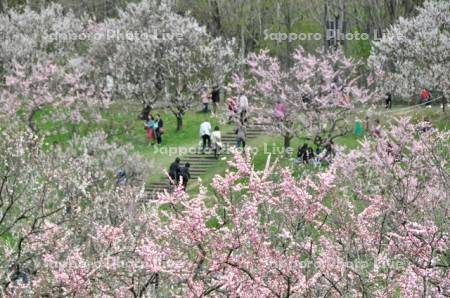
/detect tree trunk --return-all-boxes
[324,1,329,52]
[443,96,447,113]
[176,115,183,131]
[211,0,223,37]
[140,103,151,120]
[341,0,347,51]
[28,108,40,134]
[284,134,292,149]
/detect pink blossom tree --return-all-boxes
[3,118,448,296]
[0,130,152,296]
[147,120,448,296]
[228,47,376,148]
[329,118,449,296]
[0,59,105,134]
[140,118,448,296]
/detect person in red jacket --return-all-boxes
[421,88,430,106]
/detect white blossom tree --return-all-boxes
[0,3,89,77]
[89,0,237,128]
[369,0,450,112]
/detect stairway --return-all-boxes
[145,124,265,198]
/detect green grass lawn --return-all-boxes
[35,102,448,191]
[35,101,234,185]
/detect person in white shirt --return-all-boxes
[105,74,114,102]
[199,120,212,153]
[238,92,249,121]
[211,126,223,159]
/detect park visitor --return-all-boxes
[297,143,309,163]
[227,96,238,121]
[155,114,164,144]
[236,120,247,148]
[116,169,127,186]
[180,162,191,190]
[372,119,382,138]
[202,89,210,113]
[323,140,335,161]
[199,120,212,153]
[145,114,156,144]
[421,88,430,106]
[211,85,220,115]
[169,157,181,185]
[211,126,223,159]
[104,74,114,102]
[385,92,392,109]
[238,92,249,121]
[274,100,286,119]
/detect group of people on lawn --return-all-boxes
[295,138,335,166]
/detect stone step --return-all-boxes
[180,166,211,170]
[182,160,218,164]
[142,125,264,198]
[183,156,218,160]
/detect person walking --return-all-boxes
[155,114,164,145]
[421,88,430,106]
[211,126,223,159]
[227,96,238,122]
[323,140,335,162]
[168,157,181,185]
[297,143,308,163]
[199,119,212,153]
[236,120,247,149]
[105,74,114,102]
[145,114,156,145]
[202,89,210,113]
[385,92,392,109]
[274,100,286,119]
[179,162,191,190]
[238,92,249,121]
[211,85,220,115]
[372,119,382,138]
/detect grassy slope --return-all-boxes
[36,102,447,191]
[36,101,234,185]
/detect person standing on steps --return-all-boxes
[236,119,247,149]
[155,114,164,145]
[211,126,223,159]
[238,92,249,121]
[168,157,181,185]
[211,85,220,115]
[227,96,238,122]
[202,89,210,113]
[180,162,191,191]
[199,119,212,154]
